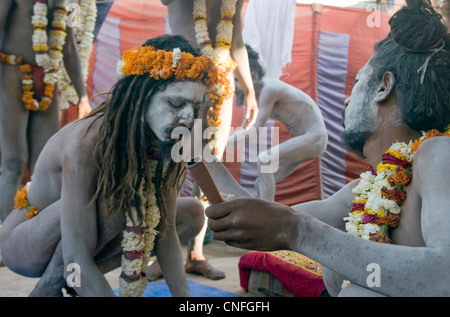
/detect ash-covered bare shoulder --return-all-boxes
[57,116,102,165]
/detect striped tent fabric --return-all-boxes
[80,0,393,206]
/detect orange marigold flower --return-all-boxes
[369,232,392,244]
[20,64,32,74]
[411,139,422,152]
[424,129,440,139]
[38,99,51,111]
[14,187,29,210]
[26,206,40,220]
[374,212,400,227]
[44,84,55,98]
[22,93,35,105]
[388,167,412,186]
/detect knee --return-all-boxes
[186,198,206,232]
[177,197,205,230]
[176,197,205,243]
[311,131,328,156]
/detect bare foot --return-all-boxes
[146,260,163,281]
[185,259,225,280]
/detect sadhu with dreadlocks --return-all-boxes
[0,35,221,297]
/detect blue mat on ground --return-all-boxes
[114,279,240,297]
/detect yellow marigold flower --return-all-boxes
[365,207,384,217]
[33,45,48,51]
[376,163,398,173]
[26,207,40,220]
[385,149,407,161]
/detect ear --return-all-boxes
[373,71,395,103]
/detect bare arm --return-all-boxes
[60,141,115,296]
[154,190,189,296]
[62,26,92,118]
[291,179,358,230]
[207,137,450,297]
[227,85,275,149]
[231,0,258,129]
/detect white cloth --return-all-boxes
[243,0,296,79]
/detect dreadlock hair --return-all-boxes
[86,35,200,232]
[245,44,266,80]
[368,0,450,132]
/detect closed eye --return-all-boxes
[169,101,186,108]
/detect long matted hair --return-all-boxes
[85,35,201,231]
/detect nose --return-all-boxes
[178,104,195,128]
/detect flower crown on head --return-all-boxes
[116,45,220,87]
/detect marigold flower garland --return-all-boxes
[342,128,450,289]
[116,45,221,96]
[119,160,161,297]
[58,0,97,109]
[29,0,68,111]
[13,183,40,220]
[193,0,237,154]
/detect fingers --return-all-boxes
[204,200,234,219]
[207,215,230,233]
[242,105,258,130]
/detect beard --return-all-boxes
[341,128,371,158]
[144,125,178,160]
[341,94,380,158]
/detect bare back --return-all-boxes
[27,116,104,216]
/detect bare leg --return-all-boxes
[0,200,62,276]
[29,242,123,297]
[29,240,65,297]
[184,212,226,280]
[26,94,60,174]
[146,197,206,281]
[257,133,327,201]
[0,64,29,222]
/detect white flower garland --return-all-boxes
[341,128,450,290]
[32,0,68,79]
[31,0,68,109]
[58,0,97,109]
[193,0,236,63]
[119,161,161,297]
[119,162,161,297]
[343,141,414,240]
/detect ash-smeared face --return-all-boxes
[342,61,381,156]
[145,81,206,143]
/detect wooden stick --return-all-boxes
[186,157,224,204]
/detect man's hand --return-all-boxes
[77,95,92,119]
[205,197,298,251]
[242,90,258,130]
